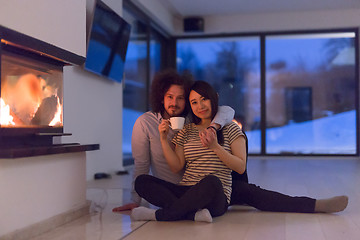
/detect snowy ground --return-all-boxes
[123,109,356,155]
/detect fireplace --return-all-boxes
[0,26,99,157]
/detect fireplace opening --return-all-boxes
[1,48,63,128]
[0,43,66,149]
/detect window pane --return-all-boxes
[266,32,357,154]
[149,30,165,108]
[177,37,261,154]
[150,30,164,82]
[122,9,148,159]
[122,8,170,162]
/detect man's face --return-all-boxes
[163,84,185,117]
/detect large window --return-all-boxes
[265,32,357,154]
[122,4,170,163]
[177,30,358,156]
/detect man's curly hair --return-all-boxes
[150,69,194,116]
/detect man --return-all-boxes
[113,69,235,211]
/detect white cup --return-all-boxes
[169,117,185,130]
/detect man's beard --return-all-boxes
[168,105,181,117]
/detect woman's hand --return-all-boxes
[158,119,170,141]
[201,128,247,174]
[199,127,218,149]
[158,119,185,173]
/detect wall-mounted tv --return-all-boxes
[84,0,131,83]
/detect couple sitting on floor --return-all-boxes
[113,69,348,223]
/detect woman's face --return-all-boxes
[189,90,212,120]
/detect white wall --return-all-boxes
[202,9,360,34]
[63,66,124,180]
[0,153,87,236]
[131,0,182,34]
[0,0,86,57]
[62,0,125,180]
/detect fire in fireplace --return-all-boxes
[1,48,63,128]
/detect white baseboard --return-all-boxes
[0,201,90,240]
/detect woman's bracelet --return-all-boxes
[207,126,217,132]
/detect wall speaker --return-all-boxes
[184,17,204,32]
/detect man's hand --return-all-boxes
[158,119,170,141]
[112,202,139,212]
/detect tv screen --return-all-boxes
[84,0,131,83]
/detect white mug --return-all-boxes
[169,117,185,130]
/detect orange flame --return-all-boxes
[0,96,63,127]
[0,98,15,125]
[49,96,62,126]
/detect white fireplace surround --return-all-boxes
[0,0,124,238]
[0,153,88,239]
[0,0,125,179]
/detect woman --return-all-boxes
[131,80,246,222]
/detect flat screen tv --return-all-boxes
[84,0,131,83]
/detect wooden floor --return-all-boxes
[31,158,360,240]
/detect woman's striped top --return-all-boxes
[172,121,244,203]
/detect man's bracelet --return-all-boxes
[207,126,217,132]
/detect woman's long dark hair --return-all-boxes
[190,81,224,145]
